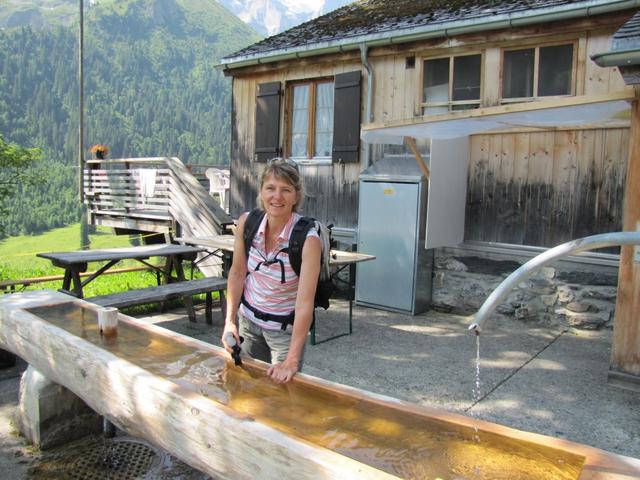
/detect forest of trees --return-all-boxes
[0,0,258,238]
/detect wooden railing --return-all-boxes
[84,157,233,276]
[84,157,232,232]
[85,157,174,233]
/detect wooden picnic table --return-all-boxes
[37,244,206,299]
[175,235,375,344]
[175,234,375,266]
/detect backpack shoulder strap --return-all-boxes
[288,216,316,277]
[242,208,265,260]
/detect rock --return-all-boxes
[587,303,600,313]
[461,284,486,311]
[515,306,537,321]
[531,285,556,295]
[566,302,589,313]
[443,258,467,272]
[564,312,608,330]
[540,267,556,279]
[541,294,558,307]
[530,279,556,295]
[497,303,515,314]
[557,288,575,304]
[582,287,617,301]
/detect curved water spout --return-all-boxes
[469,231,640,334]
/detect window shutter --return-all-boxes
[332,71,362,163]
[255,81,282,162]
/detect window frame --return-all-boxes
[419,52,484,115]
[500,40,577,104]
[284,77,335,162]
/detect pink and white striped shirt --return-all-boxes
[240,212,319,330]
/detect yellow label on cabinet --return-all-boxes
[383,188,394,195]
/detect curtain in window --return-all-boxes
[503,49,534,98]
[423,58,449,115]
[315,82,334,157]
[291,85,309,157]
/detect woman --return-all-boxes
[221,159,321,384]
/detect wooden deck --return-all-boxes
[84,157,232,238]
[83,157,234,277]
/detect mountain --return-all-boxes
[217,0,353,37]
[1,1,355,37]
[0,0,259,237]
[0,0,79,29]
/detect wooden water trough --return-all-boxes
[1,290,639,480]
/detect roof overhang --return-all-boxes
[361,90,634,145]
[219,0,640,71]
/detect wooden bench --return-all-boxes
[89,276,227,324]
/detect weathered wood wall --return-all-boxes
[228,12,633,245]
[466,127,629,248]
[230,57,363,228]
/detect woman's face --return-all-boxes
[260,174,299,219]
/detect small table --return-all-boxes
[176,235,375,344]
[37,244,206,299]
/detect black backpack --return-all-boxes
[243,208,335,310]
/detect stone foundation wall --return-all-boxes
[431,247,619,330]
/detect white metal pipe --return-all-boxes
[469,232,640,334]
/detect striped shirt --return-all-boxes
[240,212,319,331]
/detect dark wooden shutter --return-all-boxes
[255,81,282,162]
[332,71,362,163]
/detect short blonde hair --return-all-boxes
[256,158,304,212]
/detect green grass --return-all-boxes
[0,224,173,298]
[0,224,212,316]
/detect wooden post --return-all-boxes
[609,90,640,391]
[404,136,430,178]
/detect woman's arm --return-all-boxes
[268,234,321,384]
[221,213,249,352]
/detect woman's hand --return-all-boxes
[221,323,240,354]
[267,358,300,384]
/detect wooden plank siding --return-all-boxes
[231,59,363,227]
[229,11,633,243]
[465,128,628,248]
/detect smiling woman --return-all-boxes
[221,159,322,384]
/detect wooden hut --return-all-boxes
[220,0,640,385]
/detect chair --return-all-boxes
[205,168,230,211]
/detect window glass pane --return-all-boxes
[423,58,450,103]
[503,48,534,98]
[291,84,309,157]
[538,44,573,96]
[452,55,481,101]
[314,82,334,157]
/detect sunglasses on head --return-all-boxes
[267,157,299,171]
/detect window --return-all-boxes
[288,79,334,159]
[422,54,481,115]
[502,43,574,101]
[254,72,361,164]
